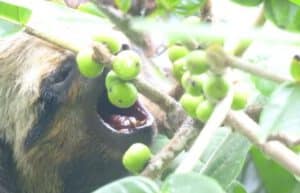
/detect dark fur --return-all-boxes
[0,33,154,193]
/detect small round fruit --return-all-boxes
[105,70,121,89]
[112,50,141,80]
[196,100,214,122]
[290,55,300,81]
[93,32,121,54]
[181,72,204,96]
[179,93,204,118]
[186,50,209,74]
[122,143,152,174]
[231,91,248,110]
[172,58,187,81]
[167,45,189,62]
[76,48,104,78]
[108,81,138,108]
[78,2,105,17]
[203,75,229,100]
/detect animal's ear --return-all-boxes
[0,140,17,193]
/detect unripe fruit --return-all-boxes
[93,32,121,54]
[203,75,229,100]
[172,58,187,81]
[76,48,104,78]
[290,55,300,81]
[105,70,121,89]
[196,100,214,122]
[186,50,209,74]
[181,72,204,96]
[78,2,105,17]
[231,91,248,110]
[167,45,189,62]
[108,81,138,108]
[179,93,204,118]
[122,143,152,174]
[112,50,141,80]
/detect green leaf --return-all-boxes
[264,0,300,32]
[0,0,31,24]
[175,0,207,16]
[202,132,251,190]
[251,75,278,96]
[156,0,180,10]
[259,83,300,140]
[114,0,132,13]
[251,147,299,193]
[289,0,300,6]
[227,181,247,193]
[161,173,226,193]
[92,176,160,193]
[77,2,105,18]
[230,0,263,7]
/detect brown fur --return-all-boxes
[0,33,153,193]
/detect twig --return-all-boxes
[226,111,300,177]
[200,0,212,22]
[25,26,80,52]
[206,45,291,83]
[92,1,151,50]
[132,78,186,133]
[267,133,300,147]
[175,90,234,173]
[141,118,200,179]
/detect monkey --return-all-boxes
[0,32,154,193]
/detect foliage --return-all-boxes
[1,0,300,193]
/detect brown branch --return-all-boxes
[92,1,153,52]
[206,45,291,83]
[200,0,213,22]
[141,118,200,179]
[226,111,300,177]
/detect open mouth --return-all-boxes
[96,89,153,134]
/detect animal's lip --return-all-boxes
[96,88,154,134]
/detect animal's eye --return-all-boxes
[49,57,74,84]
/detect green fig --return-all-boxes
[76,48,104,78]
[122,143,152,174]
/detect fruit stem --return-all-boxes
[206,45,291,83]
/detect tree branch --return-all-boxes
[141,118,200,179]
[226,111,300,177]
[92,1,152,51]
[206,45,291,83]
